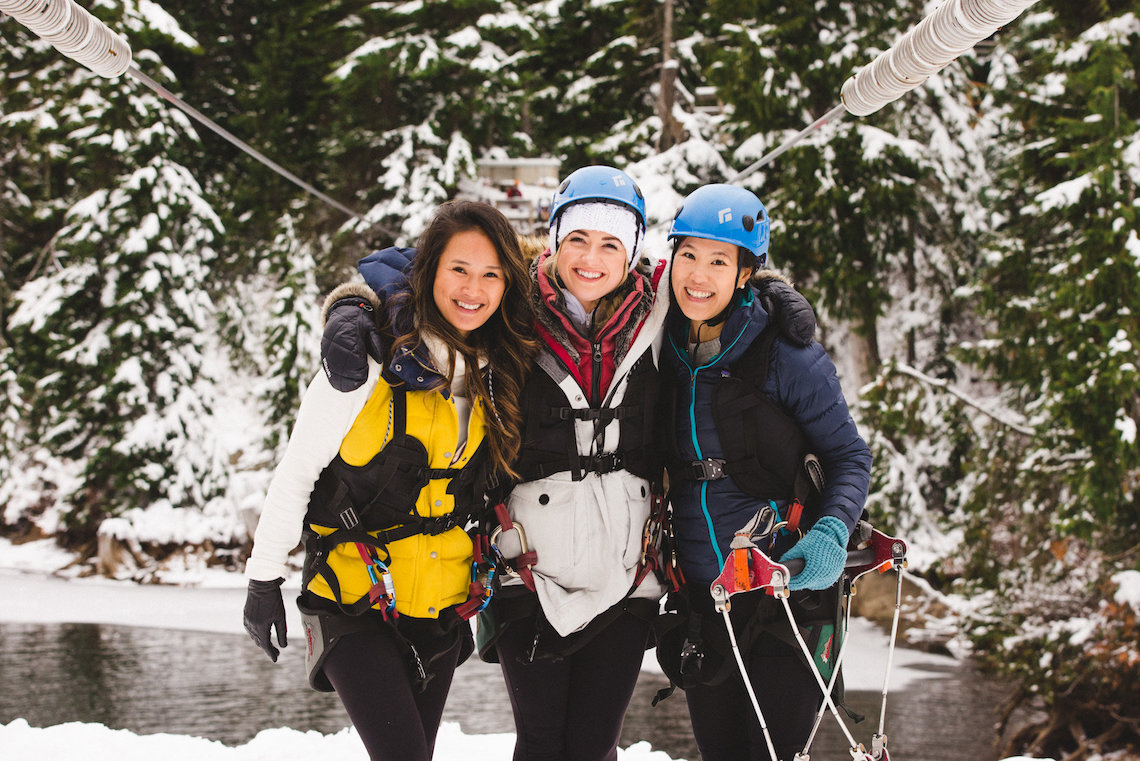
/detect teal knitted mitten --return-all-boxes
[782,516,849,591]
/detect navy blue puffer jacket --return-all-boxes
[663,286,872,587]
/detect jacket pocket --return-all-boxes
[508,477,585,585]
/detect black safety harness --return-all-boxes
[301,385,498,620]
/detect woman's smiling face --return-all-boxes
[554,229,628,313]
[670,236,750,341]
[432,229,505,337]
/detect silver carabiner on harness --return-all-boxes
[490,521,530,573]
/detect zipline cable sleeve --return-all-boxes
[732,0,1038,182]
[0,0,132,78]
[840,0,1038,116]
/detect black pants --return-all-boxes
[321,624,463,761]
[494,607,651,761]
[685,631,821,761]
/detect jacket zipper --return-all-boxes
[591,342,603,405]
[670,325,751,572]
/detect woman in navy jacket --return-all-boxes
[660,184,872,761]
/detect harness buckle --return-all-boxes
[689,458,727,481]
[582,452,623,474]
[339,506,360,529]
[422,513,460,535]
[679,639,705,675]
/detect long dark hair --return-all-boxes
[391,200,538,479]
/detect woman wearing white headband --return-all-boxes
[478,165,669,761]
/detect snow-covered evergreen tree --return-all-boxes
[971,5,1139,544]
[142,0,370,279]
[954,5,1140,754]
[3,3,230,545]
[328,0,535,243]
[258,212,323,454]
[691,1,1000,548]
[526,0,685,165]
[0,16,73,340]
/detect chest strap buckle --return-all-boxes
[581,452,624,474]
[689,458,728,481]
[419,513,461,535]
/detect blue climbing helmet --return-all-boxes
[549,165,648,267]
[549,165,647,227]
[667,184,770,269]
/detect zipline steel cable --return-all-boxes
[2,0,1040,213]
[125,66,367,223]
[0,0,368,223]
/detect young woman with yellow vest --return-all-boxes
[242,200,538,761]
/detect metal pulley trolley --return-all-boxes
[710,509,909,761]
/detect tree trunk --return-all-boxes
[656,0,685,152]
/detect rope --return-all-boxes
[721,607,783,761]
[731,0,1039,183]
[1,0,368,222]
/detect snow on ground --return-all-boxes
[0,538,1053,760]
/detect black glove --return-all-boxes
[756,276,816,347]
[243,578,288,662]
[321,296,386,392]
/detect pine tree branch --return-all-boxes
[892,362,1036,436]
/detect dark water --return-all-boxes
[0,622,1007,760]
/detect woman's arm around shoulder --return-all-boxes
[244,361,382,581]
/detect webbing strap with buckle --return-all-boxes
[334,503,464,537]
[554,405,637,423]
[579,451,624,475]
[689,457,728,481]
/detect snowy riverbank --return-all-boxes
[0,538,1051,760]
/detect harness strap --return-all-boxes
[553,405,638,423]
[304,531,380,617]
[455,533,495,620]
[492,502,537,592]
[521,451,630,481]
[325,477,471,539]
